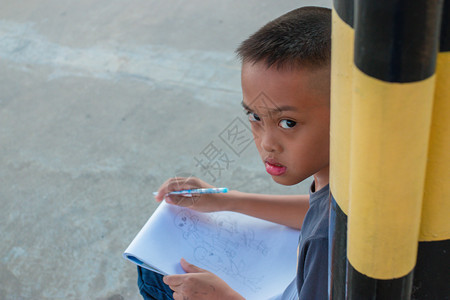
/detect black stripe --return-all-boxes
[333,0,354,27]
[347,263,413,300]
[329,194,348,300]
[440,0,450,51]
[412,239,450,300]
[354,0,443,82]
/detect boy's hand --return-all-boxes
[154,177,229,212]
[163,258,245,300]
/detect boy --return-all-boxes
[138,6,331,300]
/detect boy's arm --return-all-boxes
[223,190,309,229]
[155,177,309,229]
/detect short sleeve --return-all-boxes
[297,237,328,300]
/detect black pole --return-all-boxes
[347,0,443,298]
[412,0,450,298]
[329,0,354,298]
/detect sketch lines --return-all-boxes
[173,208,268,291]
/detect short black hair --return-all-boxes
[236,6,331,70]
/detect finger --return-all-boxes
[166,194,197,207]
[168,177,199,193]
[190,193,201,206]
[155,178,175,202]
[180,258,205,273]
[172,292,183,300]
[157,177,194,202]
[166,177,200,206]
[163,275,184,289]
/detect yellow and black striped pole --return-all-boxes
[412,0,450,298]
[346,0,443,299]
[329,0,353,298]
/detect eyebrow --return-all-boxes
[241,100,298,113]
[241,101,252,111]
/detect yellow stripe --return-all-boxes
[347,68,435,279]
[420,52,450,241]
[330,8,354,215]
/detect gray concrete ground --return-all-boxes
[0,1,330,299]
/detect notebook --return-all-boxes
[123,201,300,300]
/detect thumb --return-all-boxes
[180,258,204,273]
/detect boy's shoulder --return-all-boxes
[302,184,330,241]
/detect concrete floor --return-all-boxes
[0,1,330,299]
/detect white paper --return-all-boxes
[123,201,300,300]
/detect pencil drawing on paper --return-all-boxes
[174,208,268,291]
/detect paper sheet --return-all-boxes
[123,201,300,300]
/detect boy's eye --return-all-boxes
[247,112,261,122]
[279,119,296,129]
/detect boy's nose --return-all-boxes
[260,128,282,153]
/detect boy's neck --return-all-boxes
[313,167,329,192]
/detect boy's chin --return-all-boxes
[271,175,302,186]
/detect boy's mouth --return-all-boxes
[264,159,287,176]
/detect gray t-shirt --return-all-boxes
[276,182,330,300]
[296,182,330,299]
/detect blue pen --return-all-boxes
[153,187,228,197]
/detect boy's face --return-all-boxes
[241,62,330,187]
